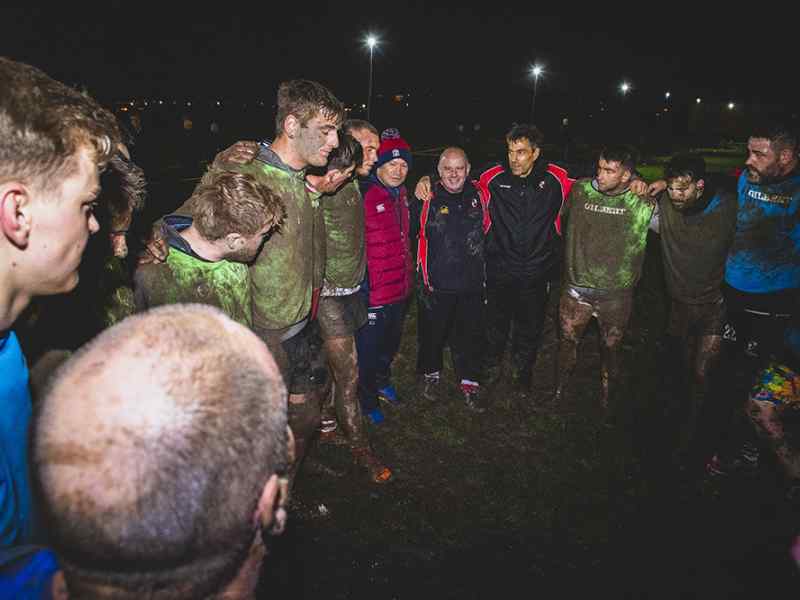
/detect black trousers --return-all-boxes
[416,288,485,382]
[485,276,551,377]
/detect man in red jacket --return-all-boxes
[356,129,414,423]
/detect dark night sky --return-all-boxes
[3,3,794,113]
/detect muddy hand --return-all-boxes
[647,179,667,197]
[630,179,649,197]
[213,140,259,167]
[138,222,168,265]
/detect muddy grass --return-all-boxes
[259,238,800,599]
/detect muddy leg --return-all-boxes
[325,335,369,448]
[287,391,322,488]
[596,292,633,412]
[680,334,723,460]
[555,291,594,401]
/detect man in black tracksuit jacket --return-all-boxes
[411,147,489,412]
[478,124,579,391]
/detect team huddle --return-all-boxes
[1,55,799,598]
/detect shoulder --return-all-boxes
[568,177,591,194]
[363,183,388,203]
[475,163,506,184]
[217,259,250,277]
[545,162,571,179]
[342,180,362,201]
[134,262,168,286]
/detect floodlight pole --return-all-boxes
[367,39,376,122]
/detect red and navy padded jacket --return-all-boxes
[360,177,413,306]
[476,158,576,281]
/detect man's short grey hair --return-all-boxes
[34,304,289,598]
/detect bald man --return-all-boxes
[33,304,291,599]
[411,147,489,413]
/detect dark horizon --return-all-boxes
[5,4,796,110]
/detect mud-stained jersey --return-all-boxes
[725,169,800,293]
[134,216,252,327]
[562,178,654,290]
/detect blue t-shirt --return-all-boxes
[0,331,34,550]
[725,170,800,293]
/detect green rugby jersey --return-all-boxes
[563,178,654,290]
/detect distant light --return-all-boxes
[216,101,221,106]
[728,102,735,109]
[696,97,702,104]
[620,82,630,95]
[187,101,192,107]
[665,91,671,99]
[129,101,134,107]
[366,35,378,49]
[530,64,544,79]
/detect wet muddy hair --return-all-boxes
[750,120,799,155]
[327,133,363,172]
[274,79,344,136]
[506,123,545,148]
[599,144,638,173]
[190,170,285,240]
[99,151,147,230]
[0,56,120,191]
[665,154,706,183]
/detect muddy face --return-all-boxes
[666,175,705,213]
[596,159,631,194]
[296,114,340,168]
[745,137,783,184]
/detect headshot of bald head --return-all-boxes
[437,146,471,194]
[33,304,290,599]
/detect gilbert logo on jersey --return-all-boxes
[585,203,626,216]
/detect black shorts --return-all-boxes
[667,297,726,338]
[281,325,319,395]
[316,293,367,339]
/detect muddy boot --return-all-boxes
[351,446,393,484]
